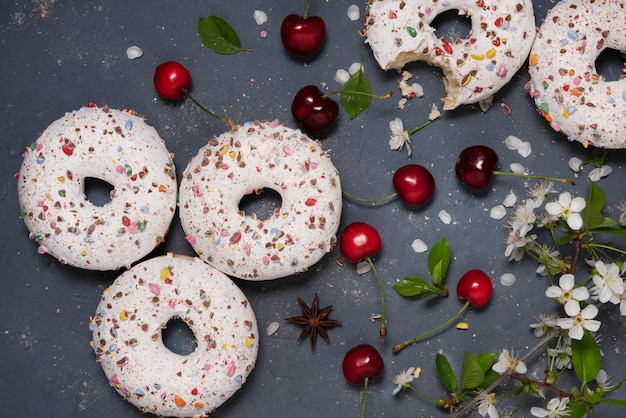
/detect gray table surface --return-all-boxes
[2,1,626,417]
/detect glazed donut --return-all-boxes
[17,105,177,270]
[528,0,626,149]
[90,253,258,417]
[364,0,536,110]
[178,120,342,281]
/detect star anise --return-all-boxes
[285,293,342,351]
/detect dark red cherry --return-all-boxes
[153,61,192,100]
[291,85,339,132]
[280,14,326,57]
[455,145,499,189]
[393,164,435,206]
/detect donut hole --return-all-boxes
[430,9,472,43]
[238,188,283,220]
[595,48,626,82]
[162,317,198,356]
[83,177,114,207]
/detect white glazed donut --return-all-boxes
[528,0,626,149]
[364,0,536,110]
[90,253,258,417]
[17,105,177,270]
[178,120,342,281]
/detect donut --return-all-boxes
[528,0,626,149]
[364,0,536,110]
[90,253,258,417]
[178,120,342,281]
[17,105,177,270]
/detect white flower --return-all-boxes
[476,389,499,418]
[389,118,412,156]
[526,181,556,208]
[504,229,533,261]
[544,191,586,230]
[557,304,601,340]
[588,164,612,181]
[530,397,570,417]
[595,369,615,392]
[545,274,589,316]
[529,313,559,337]
[492,348,527,375]
[547,337,572,370]
[509,200,536,237]
[590,261,624,304]
[392,367,415,395]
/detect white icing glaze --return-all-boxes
[17,105,177,270]
[90,254,258,417]
[528,0,626,149]
[365,0,536,109]
[179,120,342,280]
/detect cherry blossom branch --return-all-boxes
[448,328,561,418]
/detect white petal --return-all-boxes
[347,4,360,21]
[389,117,404,134]
[438,210,452,225]
[571,286,590,301]
[505,135,523,150]
[584,319,601,333]
[517,142,532,158]
[581,304,599,319]
[266,321,280,335]
[356,261,371,275]
[253,10,268,25]
[569,324,584,340]
[348,62,362,75]
[545,285,563,298]
[126,46,143,60]
[556,317,574,329]
[500,273,516,286]
[558,192,573,207]
[334,69,350,84]
[530,406,550,417]
[490,205,507,220]
[566,213,583,230]
[568,157,584,172]
[559,274,575,290]
[510,163,526,174]
[564,299,581,317]
[544,201,562,216]
[411,239,428,253]
[503,192,517,207]
[515,361,528,374]
[570,196,587,212]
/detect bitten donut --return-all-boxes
[365,0,536,110]
[90,254,258,417]
[179,120,342,281]
[17,105,177,270]
[528,0,626,149]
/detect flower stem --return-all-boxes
[366,256,387,343]
[342,189,397,205]
[392,301,470,353]
[408,384,440,404]
[492,170,575,186]
[323,90,394,100]
[181,89,236,131]
[303,0,310,19]
[360,377,369,418]
[407,119,436,136]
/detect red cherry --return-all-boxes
[154,61,192,100]
[456,269,493,308]
[339,222,382,264]
[455,145,499,189]
[280,14,326,57]
[291,85,339,132]
[392,164,435,206]
[342,344,384,384]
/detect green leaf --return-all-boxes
[198,16,248,55]
[393,276,439,297]
[583,148,609,168]
[565,401,590,418]
[587,181,606,212]
[341,68,372,119]
[460,352,485,390]
[571,329,602,384]
[480,369,500,389]
[474,352,497,373]
[436,353,457,393]
[428,238,451,286]
[600,398,626,408]
[591,226,626,237]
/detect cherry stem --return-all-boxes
[366,256,387,343]
[407,119,436,136]
[492,170,575,186]
[341,189,397,205]
[360,377,369,418]
[323,90,394,100]
[392,301,470,353]
[181,88,237,131]
[303,0,311,19]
